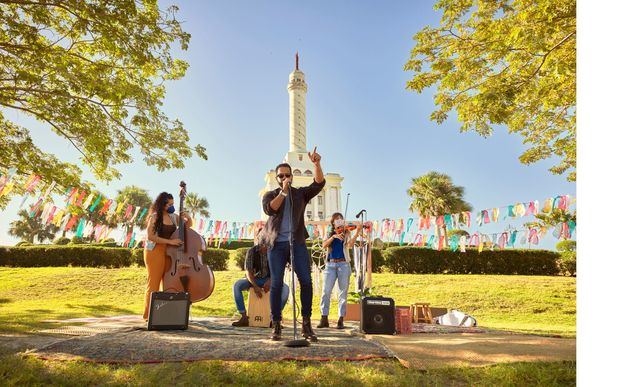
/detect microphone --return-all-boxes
[355,209,366,219]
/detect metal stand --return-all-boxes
[284,189,309,348]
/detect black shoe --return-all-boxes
[337,317,345,329]
[317,315,329,328]
[271,321,282,341]
[232,315,249,327]
[302,317,318,342]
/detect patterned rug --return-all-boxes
[29,316,394,364]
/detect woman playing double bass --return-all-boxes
[142,191,193,320]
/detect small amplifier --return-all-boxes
[360,296,396,335]
[147,292,190,331]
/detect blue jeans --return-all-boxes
[320,261,351,317]
[268,241,313,321]
[232,277,290,314]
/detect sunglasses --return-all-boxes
[277,174,291,179]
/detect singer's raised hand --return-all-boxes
[308,146,321,164]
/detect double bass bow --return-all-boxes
[162,181,215,303]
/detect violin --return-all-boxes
[162,181,215,303]
[334,221,372,234]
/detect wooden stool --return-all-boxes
[248,289,271,327]
[410,303,433,324]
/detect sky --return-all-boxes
[0,0,576,249]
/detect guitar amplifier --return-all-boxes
[360,296,396,335]
[147,292,190,331]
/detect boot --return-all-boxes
[317,315,329,328]
[302,317,318,342]
[337,316,345,329]
[269,321,285,329]
[271,320,282,341]
[232,314,249,327]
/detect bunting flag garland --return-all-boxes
[89,194,102,212]
[82,193,95,209]
[130,206,141,223]
[123,204,134,220]
[98,199,112,215]
[0,178,575,251]
[74,190,87,207]
[137,208,148,223]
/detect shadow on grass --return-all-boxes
[0,352,576,386]
[68,304,134,315]
[0,298,11,304]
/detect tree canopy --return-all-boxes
[405,0,576,181]
[0,0,207,206]
[9,209,59,243]
[407,171,472,217]
[184,192,209,219]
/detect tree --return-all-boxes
[525,208,576,240]
[556,239,576,252]
[407,171,472,241]
[184,192,210,219]
[114,185,152,229]
[0,1,208,207]
[447,229,470,239]
[405,0,576,181]
[9,209,59,243]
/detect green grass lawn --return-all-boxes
[0,267,576,385]
[0,267,575,336]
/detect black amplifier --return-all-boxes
[147,292,190,331]
[360,296,396,335]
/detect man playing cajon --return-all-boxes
[232,237,290,327]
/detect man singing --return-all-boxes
[261,146,325,342]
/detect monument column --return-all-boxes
[288,52,308,153]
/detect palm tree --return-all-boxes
[407,171,472,243]
[525,209,576,240]
[9,209,59,244]
[184,192,210,219]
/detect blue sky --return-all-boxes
[0,0,575,249]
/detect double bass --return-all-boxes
[163,181,215,302]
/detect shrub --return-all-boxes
[14,241,31,247]
[0,245,229,271]
[70,236,85,244]
[556,240,576,252]
[231,247,250,270]
[558,251,576,276]
[53,237,71,245]
[370,248,384,272]
[382,246,561,275]
[201,248,229,271]
[212,240,255,250]
[0,245,134,268]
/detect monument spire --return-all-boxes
[288,52,307,152]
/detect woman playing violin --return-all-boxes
[142,191,193,320]
[317,212,361,329]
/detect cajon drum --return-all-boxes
[247,289,271,327]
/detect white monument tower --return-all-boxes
[260,54,344,221]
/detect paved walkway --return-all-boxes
[368,330,575,369]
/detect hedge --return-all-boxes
[0,246,135,268]
[0,245,229,271]
[232,247,251,270]
[558,251,576,277]
[382,246,562,275]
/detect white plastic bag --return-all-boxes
[434,310,477,327]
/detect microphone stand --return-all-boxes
[284,187,309,348]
